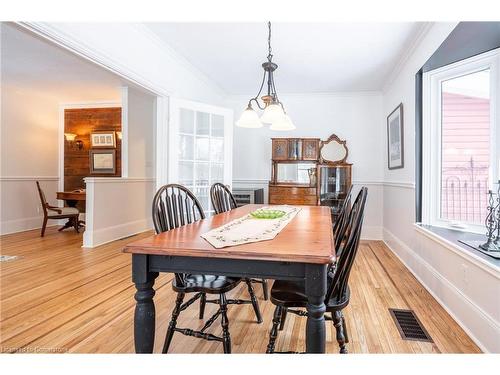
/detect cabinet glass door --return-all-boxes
[318,166,350,217]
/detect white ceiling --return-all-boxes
[1,23,131,103]
[145,22,425,95]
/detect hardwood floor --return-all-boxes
[0,227,480,353]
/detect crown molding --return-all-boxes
[382,22,435,93]
[132,23,227,99]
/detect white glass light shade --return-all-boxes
[270,114,296,131]
[236,107,263,128]
[260,103,285,124]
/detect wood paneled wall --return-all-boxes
[64,107,122,196]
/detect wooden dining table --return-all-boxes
[56,190,86,207]
[123,204,335,353]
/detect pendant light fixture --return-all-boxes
[235,22,295,131]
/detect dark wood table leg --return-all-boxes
[305,263,327,353]
[59,199,85,230]
[67,199,86,229]
[58,219,75,231]
[132,254,158,353]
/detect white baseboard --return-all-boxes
[383,228,499,353]
[361,225,383,240]
[82,218,152,248]
[0,216,57,235]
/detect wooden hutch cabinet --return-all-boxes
[269,135,352,220]
[269,138,320,205]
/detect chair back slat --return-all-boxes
[333,185,353,252]
[185,194,192,223]
[326,187,368,303]
[152,184,206,286]
[210,183,237,214]
[177,193,185,226]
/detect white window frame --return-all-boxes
[168,97,233,214]
[422,48,500,234]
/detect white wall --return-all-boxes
[226,92,385,239]
[83,177,155,247]
[382,22,500,352]
[123,86,156,178]
[0,71,60,234]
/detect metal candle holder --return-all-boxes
[494,181,500,246]
[480,183,500,252]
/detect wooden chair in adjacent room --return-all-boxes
[266,187,368,354]
[36,181,80,237]
[210,182,269,300]
[152,184,263,354]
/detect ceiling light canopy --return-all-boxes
[236,22,295,131]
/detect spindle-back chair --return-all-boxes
[266,187,368,354]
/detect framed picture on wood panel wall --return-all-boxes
[89,149,116,174]
[90,131,116,148]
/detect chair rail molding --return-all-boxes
[0,176,59,181]
[84,177,156,184]
[232,178,413,189]
[382,180,416,189]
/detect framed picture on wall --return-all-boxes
[387,103,404,170]
[89,149,116,174]
[90,131,116,148]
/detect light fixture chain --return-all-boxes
[267,21,273,62]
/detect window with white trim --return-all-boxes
[422,48,500,233]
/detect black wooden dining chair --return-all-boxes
[152,184,262,354]
[36,181,80,237]
[266,187,368,354]
[210,182,269,300]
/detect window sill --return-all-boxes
[414,223,500,278]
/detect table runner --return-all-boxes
[201,205,301,248]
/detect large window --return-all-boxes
[423,49,499,233]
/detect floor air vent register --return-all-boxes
[389,308,433,342]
